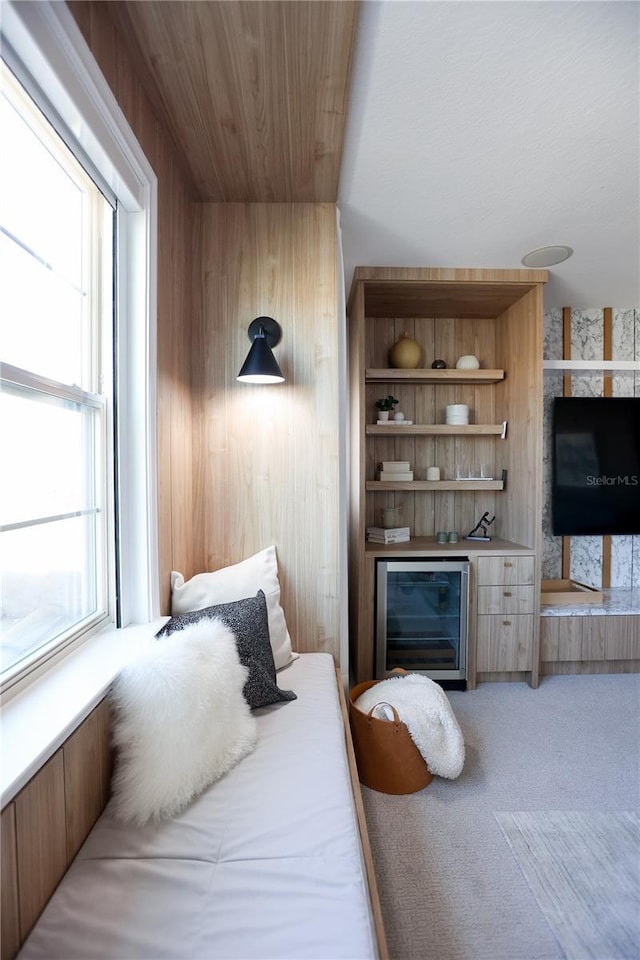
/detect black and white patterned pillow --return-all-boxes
[155,590,296,709]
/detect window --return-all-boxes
[0,0,159,726]
[0,61,116,683]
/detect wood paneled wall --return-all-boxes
[195,203,341,658]
[69,1,197,613]
[69,6,344,648]
[1,701,112,960]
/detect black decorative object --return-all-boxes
[431,359,447,369]
[465,511,495,542]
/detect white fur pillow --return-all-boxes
[170,546,297,670]
[109,619,257,825]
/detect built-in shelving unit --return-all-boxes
[347,266,548,687]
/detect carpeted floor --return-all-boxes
[362,673,640,960]
[495,811,640,960]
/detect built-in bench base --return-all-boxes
[540,588,640,676]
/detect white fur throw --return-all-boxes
[110,619,257,825]
[355,675,465,779]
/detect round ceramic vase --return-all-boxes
[389,333,421,369]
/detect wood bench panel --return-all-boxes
[15,751,68,942]
[1,804,20,960]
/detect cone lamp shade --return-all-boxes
[237,317,285,384]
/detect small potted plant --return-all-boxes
[375,395,399,421]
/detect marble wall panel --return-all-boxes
[634,537,640,585]
[611,536,635,588]
[570,536,603,588]
[544,308,563,362]
[571,308,603,360]
[612,308,636,397]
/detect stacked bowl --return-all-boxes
[445,403,469,425]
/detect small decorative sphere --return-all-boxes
[431,359,447,369]
[393,411,405,422]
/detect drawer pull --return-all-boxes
[503,620,512,626]
[503,591,512,597]
[504,562,513,568]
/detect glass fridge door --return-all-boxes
[376,561,469,679]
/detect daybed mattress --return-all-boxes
[19,653,377,960]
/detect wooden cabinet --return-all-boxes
[540,614,640,669]
[348,267,547,684]
[476,556,536,673]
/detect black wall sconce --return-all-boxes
[237,317,285,384]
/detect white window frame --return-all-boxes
[1,71,116,676]
[1,0,161,800]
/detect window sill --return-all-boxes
[1,618,168,807]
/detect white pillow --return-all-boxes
[170,546,297,670]
[109,619,257,825]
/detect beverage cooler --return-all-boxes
[376,559,470,683]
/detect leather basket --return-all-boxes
[349,679,433,794]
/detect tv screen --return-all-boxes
[552,397,640,536]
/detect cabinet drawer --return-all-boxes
[477,584,535,615]
[476,615,534,671]
[476,555,535,586]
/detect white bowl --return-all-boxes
[455,355,480,369]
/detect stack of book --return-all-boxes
[378,460,414,481]
[366,526,411,543]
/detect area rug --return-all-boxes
[495,811,640,960]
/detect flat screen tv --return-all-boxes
[552,397,640,536]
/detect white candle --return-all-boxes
[426,466,441,481]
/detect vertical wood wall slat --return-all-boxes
[561,306,572,580]
[602,306,613,587]
[1,804,20,960]
[63,709,103,863]
[15,752,67,942]
[69,1,198,612]
[96,697,114,810]
[3,701,112,960]
[197,202,340,658]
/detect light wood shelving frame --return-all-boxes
[348,266,548,687]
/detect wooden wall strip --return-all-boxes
[63,709,104,863]
[561,306,572,580]
[2,701,112,960]
[336,669,389,960]
[1,804,20,960]
[96,697,114,810]
[69,1,198,612]
[602,306,613,587]
[15,752,67,942]
[196,202,341,659]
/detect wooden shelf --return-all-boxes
[366,480,504,491]
[364,536,535,555]
[366,368,505,384]
[366,423,506,437]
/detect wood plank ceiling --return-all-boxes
[105,0,359,202]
